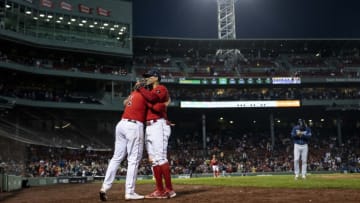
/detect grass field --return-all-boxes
[113,173,360,189]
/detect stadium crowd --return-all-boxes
[2,129,359,177]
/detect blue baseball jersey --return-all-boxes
[291,125,312,145]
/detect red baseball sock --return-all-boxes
[160,162,173,191]
[152,165,164,192]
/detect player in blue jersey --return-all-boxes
[291,119,312,180]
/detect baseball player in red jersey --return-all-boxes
[99,87,147,201]
[210,154,220,178]
[136,69,176,199]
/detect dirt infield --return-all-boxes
[1,183,360,203]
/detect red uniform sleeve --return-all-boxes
[137,85,168,104]
[148,102,166,113]
[137,87,160,103]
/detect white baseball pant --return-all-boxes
[145,118,171,166]
[101,119,144,194]
[294,143,308,176]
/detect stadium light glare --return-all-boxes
[71,18,76,22]
[116,37,120,40]
[33,17,38,20]
[81,20,87,23]
[118,31,123,35]
[67,22,71,25]
[114,24,119,28]
[89,25,94,28]
[59,16,63,20]
[45,19,50,22]
[39,14,45,17]
[47,15,53,19]
[5,5,11,8]
[103,23,109,26]
[25,11,31,15]
[94,21,98,25]
[320,118,325,122]
[78,23,83,27]
[100,26,105,29]
[56,20,61,23]
[229,120,234,124]
[110,28,115,31]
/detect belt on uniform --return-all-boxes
[146,119,158,126]
[123,119,138,124]
[146,119,171,126]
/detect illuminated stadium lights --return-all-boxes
[59,17,63,20]
[39,14,45,17]
[229,120,234,124]
[114,24,119,28]
[81,20,87,23]
[94,21,98,25]
[45,19,50,22]
[103,23,109,26]
[118,31,123,35]
[71,18,76,22]
[110,28,115,31]
[220,117,224,120]
[321,118,325,122]
[116,37,120,40]
[33,17,38,20]
[67,22,71,25]
[25,11,32,15]
[5,4,11,8]
[47,15,53,19]
[100,26,105,29]
[89,25,94,28]
[78,23,83,26]
[277,119,281,123]
[56,20,61,23]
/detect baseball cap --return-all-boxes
[143,69,161,81]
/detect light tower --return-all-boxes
[216,0,245,64]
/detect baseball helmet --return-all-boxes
[143,69,161,82]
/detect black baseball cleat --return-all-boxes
[99,191,107,201]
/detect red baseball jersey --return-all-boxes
[138,85,169,120]
[122,90,147,122]
[210,158,218,166]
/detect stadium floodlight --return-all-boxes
[216,0,247,64]
[67,22,71,25]
[59,16,63,20]
[81,20,87,23]
[33,17,38,20]
[5,4,11,8]
[39,13,45,17]
[100,26,105,29]
[89,25,94,28]
[114,24,119,28]
[25,11,31,15]
[71,18,76,22]
[103,23,109,26]
[78,23,83,27]
[94,21,98,25]
[47,15,53,19]
[56,20,61,23]
[110,28,115,31]
[118,31,123,35]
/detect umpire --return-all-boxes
[291,119,312,180]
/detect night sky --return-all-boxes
[132,0,360,39]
